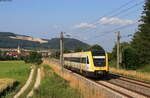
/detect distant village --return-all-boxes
[0,45,52,58]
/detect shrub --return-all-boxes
[122,47,139,70]
[24,52,43,65]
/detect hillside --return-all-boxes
[0,32,89,49]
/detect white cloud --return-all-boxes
[99,17,135,25]
[72,17,135,30]
[72,22,96,29]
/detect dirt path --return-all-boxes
[27,68,41,98]
[14,68,35,98]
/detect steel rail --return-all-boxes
[110,73,150,88]
[106,80,150,98]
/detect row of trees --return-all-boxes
[110,0,150,69]
[0,51,43,66]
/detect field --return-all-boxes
[0,79,17,95]
[32,65,81,98]
[0,61,31,97]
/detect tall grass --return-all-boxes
[32,64,81,98]
[0,61,31,97]
[109,60,150,81]
[110,68,150,82]
[44,59,106,98]
[137,64,150,73]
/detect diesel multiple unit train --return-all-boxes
[64,50,109,77]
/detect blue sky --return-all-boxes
[0,0,144,51]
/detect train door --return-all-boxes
[86,56,90,71]
[80,56,83,73]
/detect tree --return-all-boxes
[24,52,43,65]
[110,42,129,60]
[50,50,60,59]
[131,0,150,65]
[64,49,72,53]
[122,47,139,69]
[110,42,140,69]
[88,44,104,51]
[74,47,84,52]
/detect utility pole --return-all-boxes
[60,32,64,72]
[116,31,120,69]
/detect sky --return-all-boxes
[0,0,144,51]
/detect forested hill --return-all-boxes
[0,32,89,49]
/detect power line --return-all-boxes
[97,38,115,44]
[67,21,138,44]
[44,0,144,46]
[71,0,144,34]
[84,21,139,41]
[102,0,138,17]
[41,0,143,42]
[109,1,144,18]
[84,5,141,41]
[117,7,143,18]
[70,0,144,42]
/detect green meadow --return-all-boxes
[0,61,31,97]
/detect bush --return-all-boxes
[24,52,43,65]
[50,51,60,59]
[122,47,139,70]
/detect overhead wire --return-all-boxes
[48,0,144,45]
[84,6,142,39]
[108,0,144,18]
[69,1,144,43]
[71,0,144,35]
[87,21,138,40]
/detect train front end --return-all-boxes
[91,50,109,76]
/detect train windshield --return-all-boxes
[93,58,106,67]
[92,50,106,67]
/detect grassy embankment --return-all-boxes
[109,60,150,82]
[0,61,31,97]
[44,59,106,98]
[32,64,81,98]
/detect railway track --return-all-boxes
[46,60,150,98]
[109,73,150,88]
[96,80,149,98]
[71,71,150,97]
[65,69,150,98]
[106,74,150,97]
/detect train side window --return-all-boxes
[72,57,80,63]
[82,58,86,64]
[76,58,80,62]
[87,56,89,64]
[64,57,68,61]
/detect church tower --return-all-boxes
[17,45,21,53]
